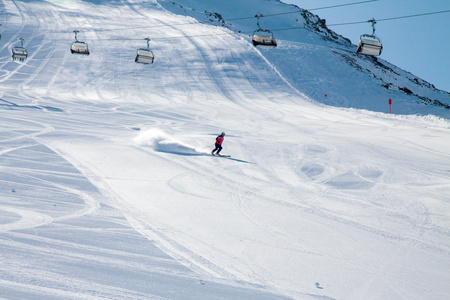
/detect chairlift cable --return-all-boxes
[61,7,450,33]
[45,0,380,36]
[109,6,450,41]
[226,0,379,21]
[327,9,450,26]
[2,6,449,44]
[309,0,379,11]
[1,0,379,34]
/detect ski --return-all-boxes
[212,154,230,157]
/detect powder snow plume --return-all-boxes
[134,128,204,155]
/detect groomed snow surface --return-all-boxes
[1,0,449,299]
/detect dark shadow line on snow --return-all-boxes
[0,99,63,112]
[213,156,255,164]
[156,150,255,164]
[0,98,41,111]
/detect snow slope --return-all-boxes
[160,0,450,117]
[1,0,449,299]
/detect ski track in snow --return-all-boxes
[1,0,450,299]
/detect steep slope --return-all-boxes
[160,0,450,117]
[0,0,449,300]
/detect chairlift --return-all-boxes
[71,30,90,55]
[356,18,383,56]
[135,37,154,64]
[12,38,28,61]
[251,14,277,48]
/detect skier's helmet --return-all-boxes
[221,132,225,136]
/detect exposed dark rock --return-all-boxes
[399,87,413,94]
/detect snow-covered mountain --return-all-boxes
[161,0,449,117]
[1,0,449,299]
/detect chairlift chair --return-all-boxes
[356,18,382,56]
[135,37,154,64]
[357,37,382,56]
[251,14,277,48]
[70,30,90,55]
[252,30,277,48]
[12,38,28,61]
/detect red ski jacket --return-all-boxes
[215,135,224,145]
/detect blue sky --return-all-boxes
[282,0,450,92]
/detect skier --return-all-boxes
[211,132,225,155]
